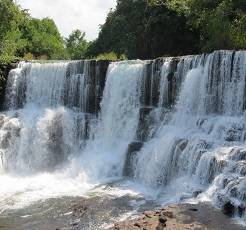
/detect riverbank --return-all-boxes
[0,183,245,230]
[108,203,245,230]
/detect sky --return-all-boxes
[17,0,116,41]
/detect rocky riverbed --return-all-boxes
[109,203,245,230]
[0,190,153,230]
[0,191,245,230]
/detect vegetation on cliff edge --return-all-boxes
[0,0,245,62]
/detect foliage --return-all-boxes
[87,0,200,59]
[230,15,246,49]
[95,52,127,61]
[88,0,246,58]
[198,0,246,51]
[0,0,26,59]
[168,0,246,51]
[19,17,67,59]
[65,29,89,60]
[0,0,245,62]
[0,0,68,60]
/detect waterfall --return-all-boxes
[72,61,144,180]
[0,60,109,173]
[0,50,245,224]
[133,50,246,221]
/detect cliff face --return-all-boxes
[0,61,18,110]
[0,55,191,111]
[2,60,111,113]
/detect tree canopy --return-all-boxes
[0,0,88,61]
[86,0,200,59]
[88,0,246,59]
[0,0,245,62]
[65,30,89,60]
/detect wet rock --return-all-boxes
[225,127,243,142]
[238,206,245,217]
[207,157,225,183]
[156,223,166,230]
[140,59,163,107]
[0,115,5,128]
[231,161,246,176]
[136,107,154,141]
[166,58,179,107]
[230,148,246,161]
[177,139,188,152]
[134,222,141,228]
[139,107,153,117]
[222,202,235,216]
[193,190,203,197]
[64,60,110,114]
[144,211,154,218]
[196,118,207,128]
[75,113,91,141]
[47,113,67,169]
[161,210,174,218]
[167,138,188,180]
[223,178,230,188]
[189,208,198,212]
[109,203,244,230]
[127,141,143,155]
[123,142,143,177]
[0,132,11,149]
[159,213,167,223]
[0,60,19,110]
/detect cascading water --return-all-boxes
[134,50,246,222]
[71,61,144,180]
[0,50,245,228]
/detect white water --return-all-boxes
[0,51,245,225]
[0,60,146,213]
[69,61,144,180]
[134,51,246,222]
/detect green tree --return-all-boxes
[0,0,67,60]
[87,0,199,59]
[0,0,27,59]
[66,29,89,60]
[134,0,246,53]
[19,17,67,59]
[187,0,246,51]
